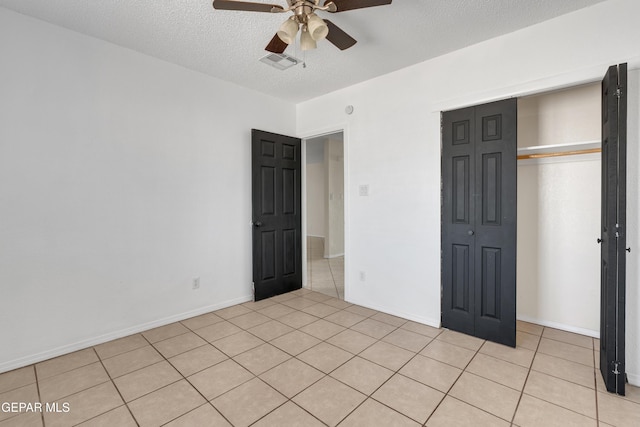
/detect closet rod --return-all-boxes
[517,148,601,160]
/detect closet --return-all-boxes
[441,86,601,347]
[441,68,627,394]
[516,83,601,334]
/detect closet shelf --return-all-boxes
[517,141,600,160]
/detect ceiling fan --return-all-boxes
[212,0,392,53]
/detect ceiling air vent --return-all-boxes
[260,53,301,71]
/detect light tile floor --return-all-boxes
[1,289,639,426]
[307,237,344,299]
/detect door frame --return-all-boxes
[300,125,350,299]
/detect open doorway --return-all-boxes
[305,132,345,299]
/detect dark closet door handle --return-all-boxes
[597,238,602,244]
[468,230,474,236]
[627,247,631,253]
[254,221,263,227]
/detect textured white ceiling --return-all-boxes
[0,0,606,102]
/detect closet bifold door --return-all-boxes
[599,63,627,396]
[441,99,517,347]
[442,106,476,337]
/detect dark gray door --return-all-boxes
[442,99,517,347]
[252,129,302,301]
[599,63,627,395]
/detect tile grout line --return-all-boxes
[157,403,217,427]
[38,365,116,423]
[33,365,45,427]
[372,333,448,426]
[518,388,602,422]
[540,335,597,351]
[7,295,631,426]
[224,297,418,425]
[137,331,235,427]
[528,366,600,390]
[516,328,601,423]
[327,255,341,299]
[91,347,140,427]
[593,337,600,425]
[144,322,244,425]
[182,294,329,426]
[115,331,195,425]
[307,236,344,299]
[243,379,327,427]
[331,326,447,426]
[21,309,481,426]
[206,299,330,426]
[429,330,553,425]
[34,350,132,426]
[291,323,412,426]
[423,332,485,426]
[509,326,544,425]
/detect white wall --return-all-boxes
[296,0,640,384]
[517,85,601,335]
[306,140,326,237]
[517,158,601,334]
[0,7,295,372]
[325,138,344,258]
[518,84,601,148]
[627,69,640,386]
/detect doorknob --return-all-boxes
[468,230,474,236]
[254,221,263,227]
[627,247,631,253]
[597,238,602,244]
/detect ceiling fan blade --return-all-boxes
[213,0,284,13]
[324,20,357,50]
[328,0,391,12]
[265,34,288,53]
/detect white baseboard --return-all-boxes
[306,235,325,238]
[343,298,440,329]
[0,294,253,374]
[627,372,640,387]
[516,315,599,338]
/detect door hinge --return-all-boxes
[612,361,622,375]
[615,87,622,98]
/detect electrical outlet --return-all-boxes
[192,277,200,290]
[359,271,366,281]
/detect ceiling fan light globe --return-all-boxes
[277,17,299,44]
[307,13,328,41]
[300,26,317,51]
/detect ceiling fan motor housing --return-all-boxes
[294,4,314,22]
